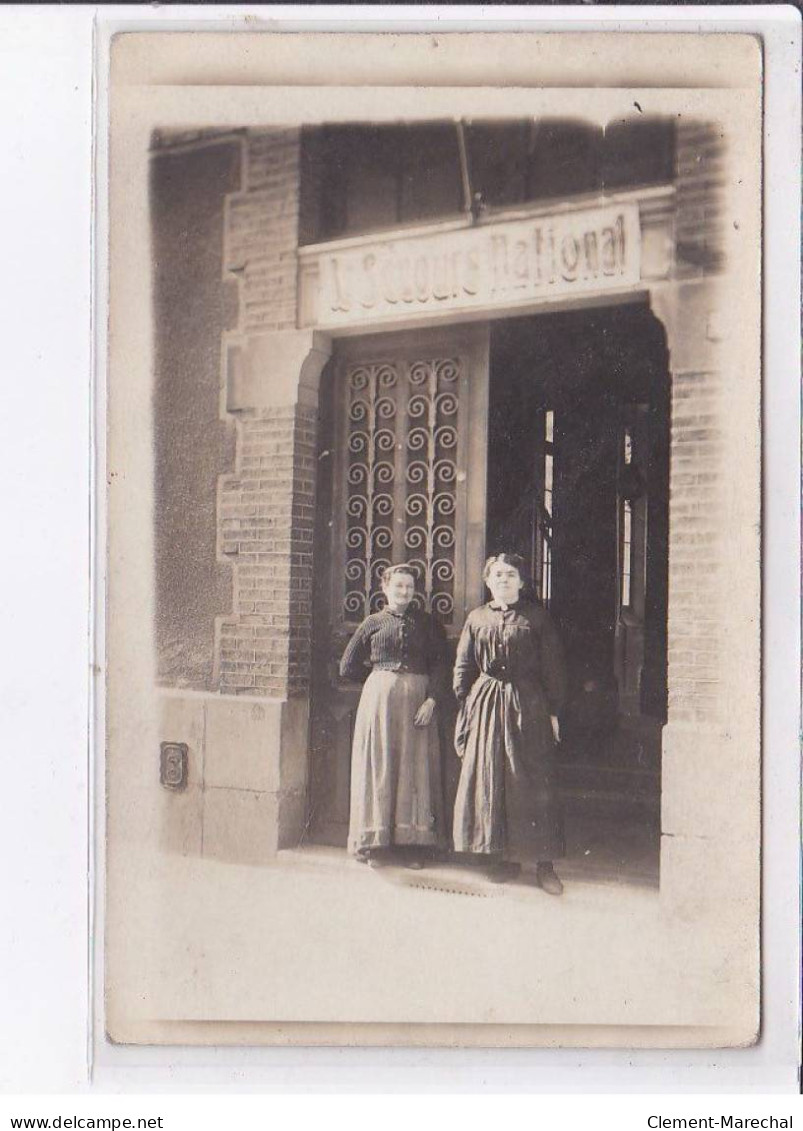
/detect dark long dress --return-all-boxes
[340,606,448,856]
[452,600,567,859]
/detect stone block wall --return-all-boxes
[150,135,242,691]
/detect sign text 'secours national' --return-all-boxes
[307,205,641,327]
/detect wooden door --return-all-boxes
[308,325,490,846]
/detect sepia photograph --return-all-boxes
[102,31,763,1049]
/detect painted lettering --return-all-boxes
[328,256,351,313]
[490,235,509,293]
[310,204,641,324]
[360,253,378,309]
[615,214,627,274]
[431,254,451,301]
[600,225,618,275]
[462,247,480,295]
[399,255,415,304]
[561,235,581,281]
[380,256,398,305]
[583,231,599,279]
[414,255,430,302]
[531,227,544,284]
[511,239,530,288]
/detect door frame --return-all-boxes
[307,321,491,844]
[327,321,491,638]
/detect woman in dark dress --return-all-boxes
[452,553,567,892]
[339,564,447,868]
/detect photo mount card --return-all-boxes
[102,30,763,1049]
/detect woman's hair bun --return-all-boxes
[380,563,418,586]
[482,551,528,583]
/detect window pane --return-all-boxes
[344,165,399,232]
[622,499,633,608]
[300,116,677,245]
[541,409,554,606]
[341,126,401,233]
[301,123,463,242]
[465,120,532,209]
[399,124,463,223]
[526,119,604,200]
[542,539,552,606]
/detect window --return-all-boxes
[465,119,603,207]
[300,123,463,243]
[620,427,634,611]
[465,117,674,209]
[526,119,604,200]
[300,117,676,245]
[540,410,555,607]
[621,499,633,610]
[603,119,676,191]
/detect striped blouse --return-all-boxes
[339,607,449,702]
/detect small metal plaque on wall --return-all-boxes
[160,742,188,790]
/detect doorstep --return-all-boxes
[277,844,660,908]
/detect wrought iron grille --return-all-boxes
[343,356,461,624]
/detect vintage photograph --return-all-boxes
[103,32,762,1047]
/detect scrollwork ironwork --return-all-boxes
[343,362,400,621]
[403,357,460,623]
[431,591,454,616]
[434,358,459,384]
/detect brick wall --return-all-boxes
[217,405,317,697]
[217,128,318,699]
[224,129,301,333]
[674,119,727,278]
[665,368,725,725]
[663,118,729,726]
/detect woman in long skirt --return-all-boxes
[453,553,567,893]
[340,564,447,868]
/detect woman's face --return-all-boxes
[486,561,523,605]
[383,571,416,612]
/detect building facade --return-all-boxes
[151,116,742,909]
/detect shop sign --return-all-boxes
[303,204,641,328]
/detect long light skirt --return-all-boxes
[348,671,445,856]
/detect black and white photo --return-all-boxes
[103,31,762,1048]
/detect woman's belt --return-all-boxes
[484,663,513,683]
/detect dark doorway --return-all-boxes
[487,303,670,885]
